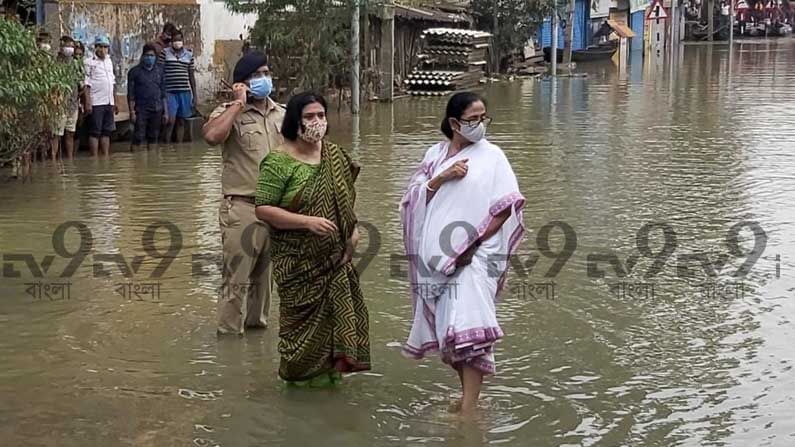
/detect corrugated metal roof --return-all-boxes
[394,4,470,23]
[423,27,492,38]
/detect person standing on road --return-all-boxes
[159,30,196,144]
[51,36,80,160]
[720,1,731,39]
[127,44,167,151]
[254,92,371,387]
[83,35,117,157]
[152,23,177,57]
[202,51,285,336]
[401,92,525,414]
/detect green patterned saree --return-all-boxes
[257,142,371,382]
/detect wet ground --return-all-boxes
[1,40,794,446]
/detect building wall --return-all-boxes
[45,0,255,104]
[630,10,645,51]
[395,18,427,82]
[197,0,256,100]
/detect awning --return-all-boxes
[607,19,636,38]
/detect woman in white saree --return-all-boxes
[401,92,526,413]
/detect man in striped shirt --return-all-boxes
[158,30,196,143]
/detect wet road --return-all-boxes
[1,41,794,446]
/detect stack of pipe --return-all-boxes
[407,27,492,97]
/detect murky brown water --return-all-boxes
[2,41,795,446]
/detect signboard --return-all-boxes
[592,0,612,18]
[630,0,651,13]
[646,0,669,20]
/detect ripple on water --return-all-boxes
[1,43,795,446]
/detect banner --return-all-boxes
[592,0,612,18]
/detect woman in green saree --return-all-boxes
[254,92,370,386]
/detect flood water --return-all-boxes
[2,41,795,446]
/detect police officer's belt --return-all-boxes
[225,195,255,204]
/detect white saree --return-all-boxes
[400,139,525,375]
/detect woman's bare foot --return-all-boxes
[447,398,462,413]
[460,400,479,416]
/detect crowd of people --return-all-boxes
[45,23,196,160]
[685,0,794,36]
[205,50,525,413]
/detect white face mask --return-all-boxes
[62,47,74,57]
[455,121,486,143]
[40,44,52,51]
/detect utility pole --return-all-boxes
[708,0,714,41]
[492,0,499,74]
[670,0,678,52]
[351,0,361,115]
[551,5,558,76]
[563,0,575,65]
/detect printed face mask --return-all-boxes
[299,119,327,143]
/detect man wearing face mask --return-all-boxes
[127,44,167,151]
[159,30,196,143]
[84,35,117,157]
[37,32,52,53]
[152,23,177,57]
[51,36,81,160]
[203,51,285,336]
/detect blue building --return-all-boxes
[629,0,650,51]
[539,0,650,52]
[539,0,591,50]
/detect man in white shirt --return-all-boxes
[84,35,118,157]
[720,1,731,39]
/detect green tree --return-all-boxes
[471,0,554,71]
[225,0,364,95]
[0,17,80,165]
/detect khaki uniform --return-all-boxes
[207,98,285,334]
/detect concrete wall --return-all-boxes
[44,0,256,104]
[197,0,257,99]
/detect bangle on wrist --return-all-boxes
[426,181,437,192]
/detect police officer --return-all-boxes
[203,51,285,335]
